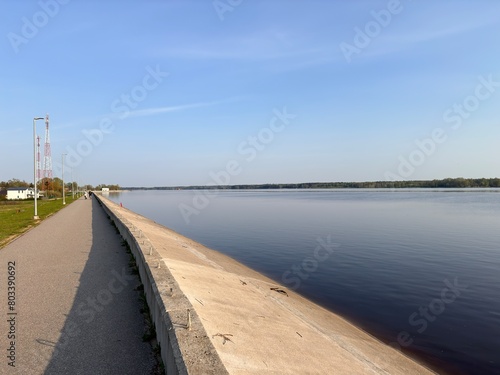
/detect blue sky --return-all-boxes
[1,0,499,187]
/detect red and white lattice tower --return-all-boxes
[43,114,53,180]
[36,136,42,183]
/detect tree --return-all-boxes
[2,179,30,188]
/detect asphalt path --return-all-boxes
[0,197,155,374]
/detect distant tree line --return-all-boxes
[94,184,120,191]
[0,179,32,188]
[124,177,500,190]
[0,179,120,197]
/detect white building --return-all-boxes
[6,187,38,200]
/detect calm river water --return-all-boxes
[108,189,500,374]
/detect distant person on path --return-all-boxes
[84,191,88,200]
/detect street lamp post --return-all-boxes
[33,117,44,220]
[62,153,67,205]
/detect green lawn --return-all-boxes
[0,196,77,248]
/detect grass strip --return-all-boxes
[0,196,77,248]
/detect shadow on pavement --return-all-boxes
[42,198,155,374]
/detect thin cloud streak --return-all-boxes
[125,101,224,119]
[57,98,241,129]
[362,12,500,61]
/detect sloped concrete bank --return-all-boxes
[94,193,228,375]
[95,193,436,375]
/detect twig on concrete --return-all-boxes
[212,333,233,345]
[270,287,288,297]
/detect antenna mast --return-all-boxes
[36,135,41,183]
[43,114,53,180]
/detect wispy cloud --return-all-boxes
[162,45,326,61]
[58,98,240,129]
[389,20,497,47]
[124,100,225,119]
[153,28,336,63]
[362,9,500,60]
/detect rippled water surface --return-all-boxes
[108,189,500,374]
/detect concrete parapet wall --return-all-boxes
[94,194,228,375]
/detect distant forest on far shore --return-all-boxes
[125,177,500,190]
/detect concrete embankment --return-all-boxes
[95,194,436,375]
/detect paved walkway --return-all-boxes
[0,198,155,375]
